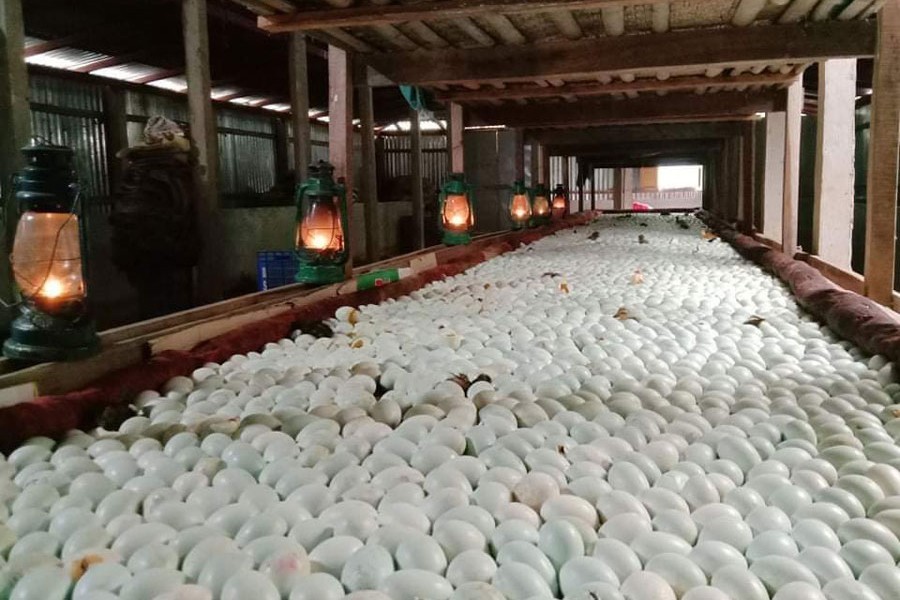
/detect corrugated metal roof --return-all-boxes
[92,63,164,82]
[26,47,110,70]
[147,76,188,92]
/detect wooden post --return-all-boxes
[102,86,129,194]
[741,121,755,234]
[514,128,525,180]
[813,59,856,270]
[357,63,379,263]
[782,78,803,256]
[328,44,354,274]
[183,0,220,300]
[1,0,29,312]
[865,3,900,305]
[763,112,786,243]
[541,145,551,187]
[529,141,540,187]
[409,108,424,250]
[289,33,311,181]
[448,102,464,173]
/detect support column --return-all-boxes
[541,146,551,187]
[358,63,379,263]
[741,121,756,234]
[613,167,633,210]
[409,108,424,250]
[328,45,354,275]
[529,141,540,187]
[448,102,464,173]
[782,78,803,255]
[289,33,311,181]
[102,87,128,193]
[813,59,857,269]
[514,129,525,180]
[763,112,786,243]
[865,3,900,304]
[0,0,28,322]
[183,0,220,301]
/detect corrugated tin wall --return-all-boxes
[29,75,109,205]
[381,134,449,189]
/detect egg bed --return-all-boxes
[3,214,900,600]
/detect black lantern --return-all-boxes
[507,179,532,230]
[4,141,99,361]
[531,183,551,226]
[551,184,568,219]
[295,161,349,284]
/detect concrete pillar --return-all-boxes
[813,59,857,270]
[782,79,803,255]
[763,112,786,243]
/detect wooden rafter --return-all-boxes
[483,14,527,44]
[451,17,495,46]
[548,11,583,40]
[258,0,654,33]
[468,89,785,128]
[366,20,875,86]
[436,71,798,103]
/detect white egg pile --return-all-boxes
[5,214,900,600]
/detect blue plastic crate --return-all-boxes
[257,251,298,291]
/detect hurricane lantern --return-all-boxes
[551,184,568,219]
[531,183,551,226]
[295,161,349,284]
[3,141,99,361]
[507,179,532,230]
[439,173,474,246]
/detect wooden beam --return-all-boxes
[514,128,525,180]
[367,20,875,86]
[452,17,495,46]
[483,14,526,44]
[782,79,803,256]
[328,45,354,275]
[289,33,311,180]
[410,108,425,250]
[839,0,876,20]
[540,144,551,185]
[733,0,767,26]
[813,0,844,20]
[437,71,796,103]
[651,2,670,33]
[812,59,856,270]
[102,86,128,193]
[865,2,900,304]
[469,90,783,128]
[741,121,755,233]
[548,11,583,40]
[358,65,379,263]
[0,0,29,317]
[778,0,821,23]
[406,21,450,48]
[183,0,221,302]
[601,7,625,35]
[260,0,652,32]
[448,102,464,172]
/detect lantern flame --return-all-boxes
[511,193,531,221]
[40,277,65,299]
[299,199,343,252]
[443,193,471,231]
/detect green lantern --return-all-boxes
[3,140,100,362]
[531,183,551,227]
[439,173,474,246]
[294,161,349,285]
[507,179,532,230]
